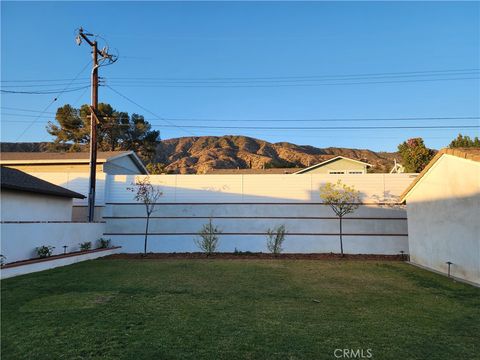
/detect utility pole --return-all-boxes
[76,28,116,222]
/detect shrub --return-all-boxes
[0,254,6,267]
[266,225,287,255]
[36,246,55,258]
[233,249,254,256]
[79,242,92,251]
[97,238,111,249]
[195,219,221,255]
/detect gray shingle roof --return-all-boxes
[1,167,86,199]
[0,151,130,163]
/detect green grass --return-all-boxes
[2,259,479,360]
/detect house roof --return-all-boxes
[205,168,303,175]
[0,151,148,174]
[400,147,480,203]
[1,166,86,199]
[293,156,372,174]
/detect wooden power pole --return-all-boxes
[76,28,116,222]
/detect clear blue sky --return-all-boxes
[1,1,479,151]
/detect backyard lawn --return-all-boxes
[1,259,479,360]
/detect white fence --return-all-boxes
[1,222,105,263]
[103,174,416,254]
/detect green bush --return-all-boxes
[79,242,92,251]
[0,254,6,267]
[36,246,55,258]
[97,238,111,249]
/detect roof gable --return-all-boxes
[294,156,372,174]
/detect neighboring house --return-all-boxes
[205,168,302,174]
[294,156,371,174]
[1,166,85,222]
[0,151,148,175]
[0,151,147,221]
[400,148,480,285]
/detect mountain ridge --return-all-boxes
[1,136,400,173]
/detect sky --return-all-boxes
[1,1,479,152]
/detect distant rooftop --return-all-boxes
[0,151,131,163]
[1,167,85,199]
[205,168,302,175]
[0,150,149,174]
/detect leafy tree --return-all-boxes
[146,163,167,174]
[319,180,360,257]
[128,177,163,254]
[397,138,435,173]
[449,134,480,148]
[47,103,160,161]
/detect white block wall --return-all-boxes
[103,174,415,254]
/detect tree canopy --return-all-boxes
[46,103,160,161]
[397,138,435,173]
[449,134,480,148]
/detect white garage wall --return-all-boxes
[405,155,480,285]
[1,190,73,222]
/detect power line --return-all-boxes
[105,85,196,136]
[2,106,479,123]
[1,85,91,95]
[1,82,91,88]
[105,72,480,84]
[127,124,480,130]
[104,76,480,88]
[3,67,478,83]
[2,112,480,123]
[6,118,475,131]
[14,60,92,141]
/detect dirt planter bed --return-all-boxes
[1,247,122,279]
[104,252,407,261]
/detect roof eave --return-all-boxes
[1,184,86,199]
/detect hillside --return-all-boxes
[1,136,400,174]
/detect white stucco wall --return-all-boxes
[0,222,105,263]
[405,155,480,285]
[1,190,73,222]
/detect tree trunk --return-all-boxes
[144,216,150,254]
[339,216,344,257]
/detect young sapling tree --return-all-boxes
[266,225,287,256]
[195,218,221,255]
[128,177,162,254]
[319,180,360,257]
